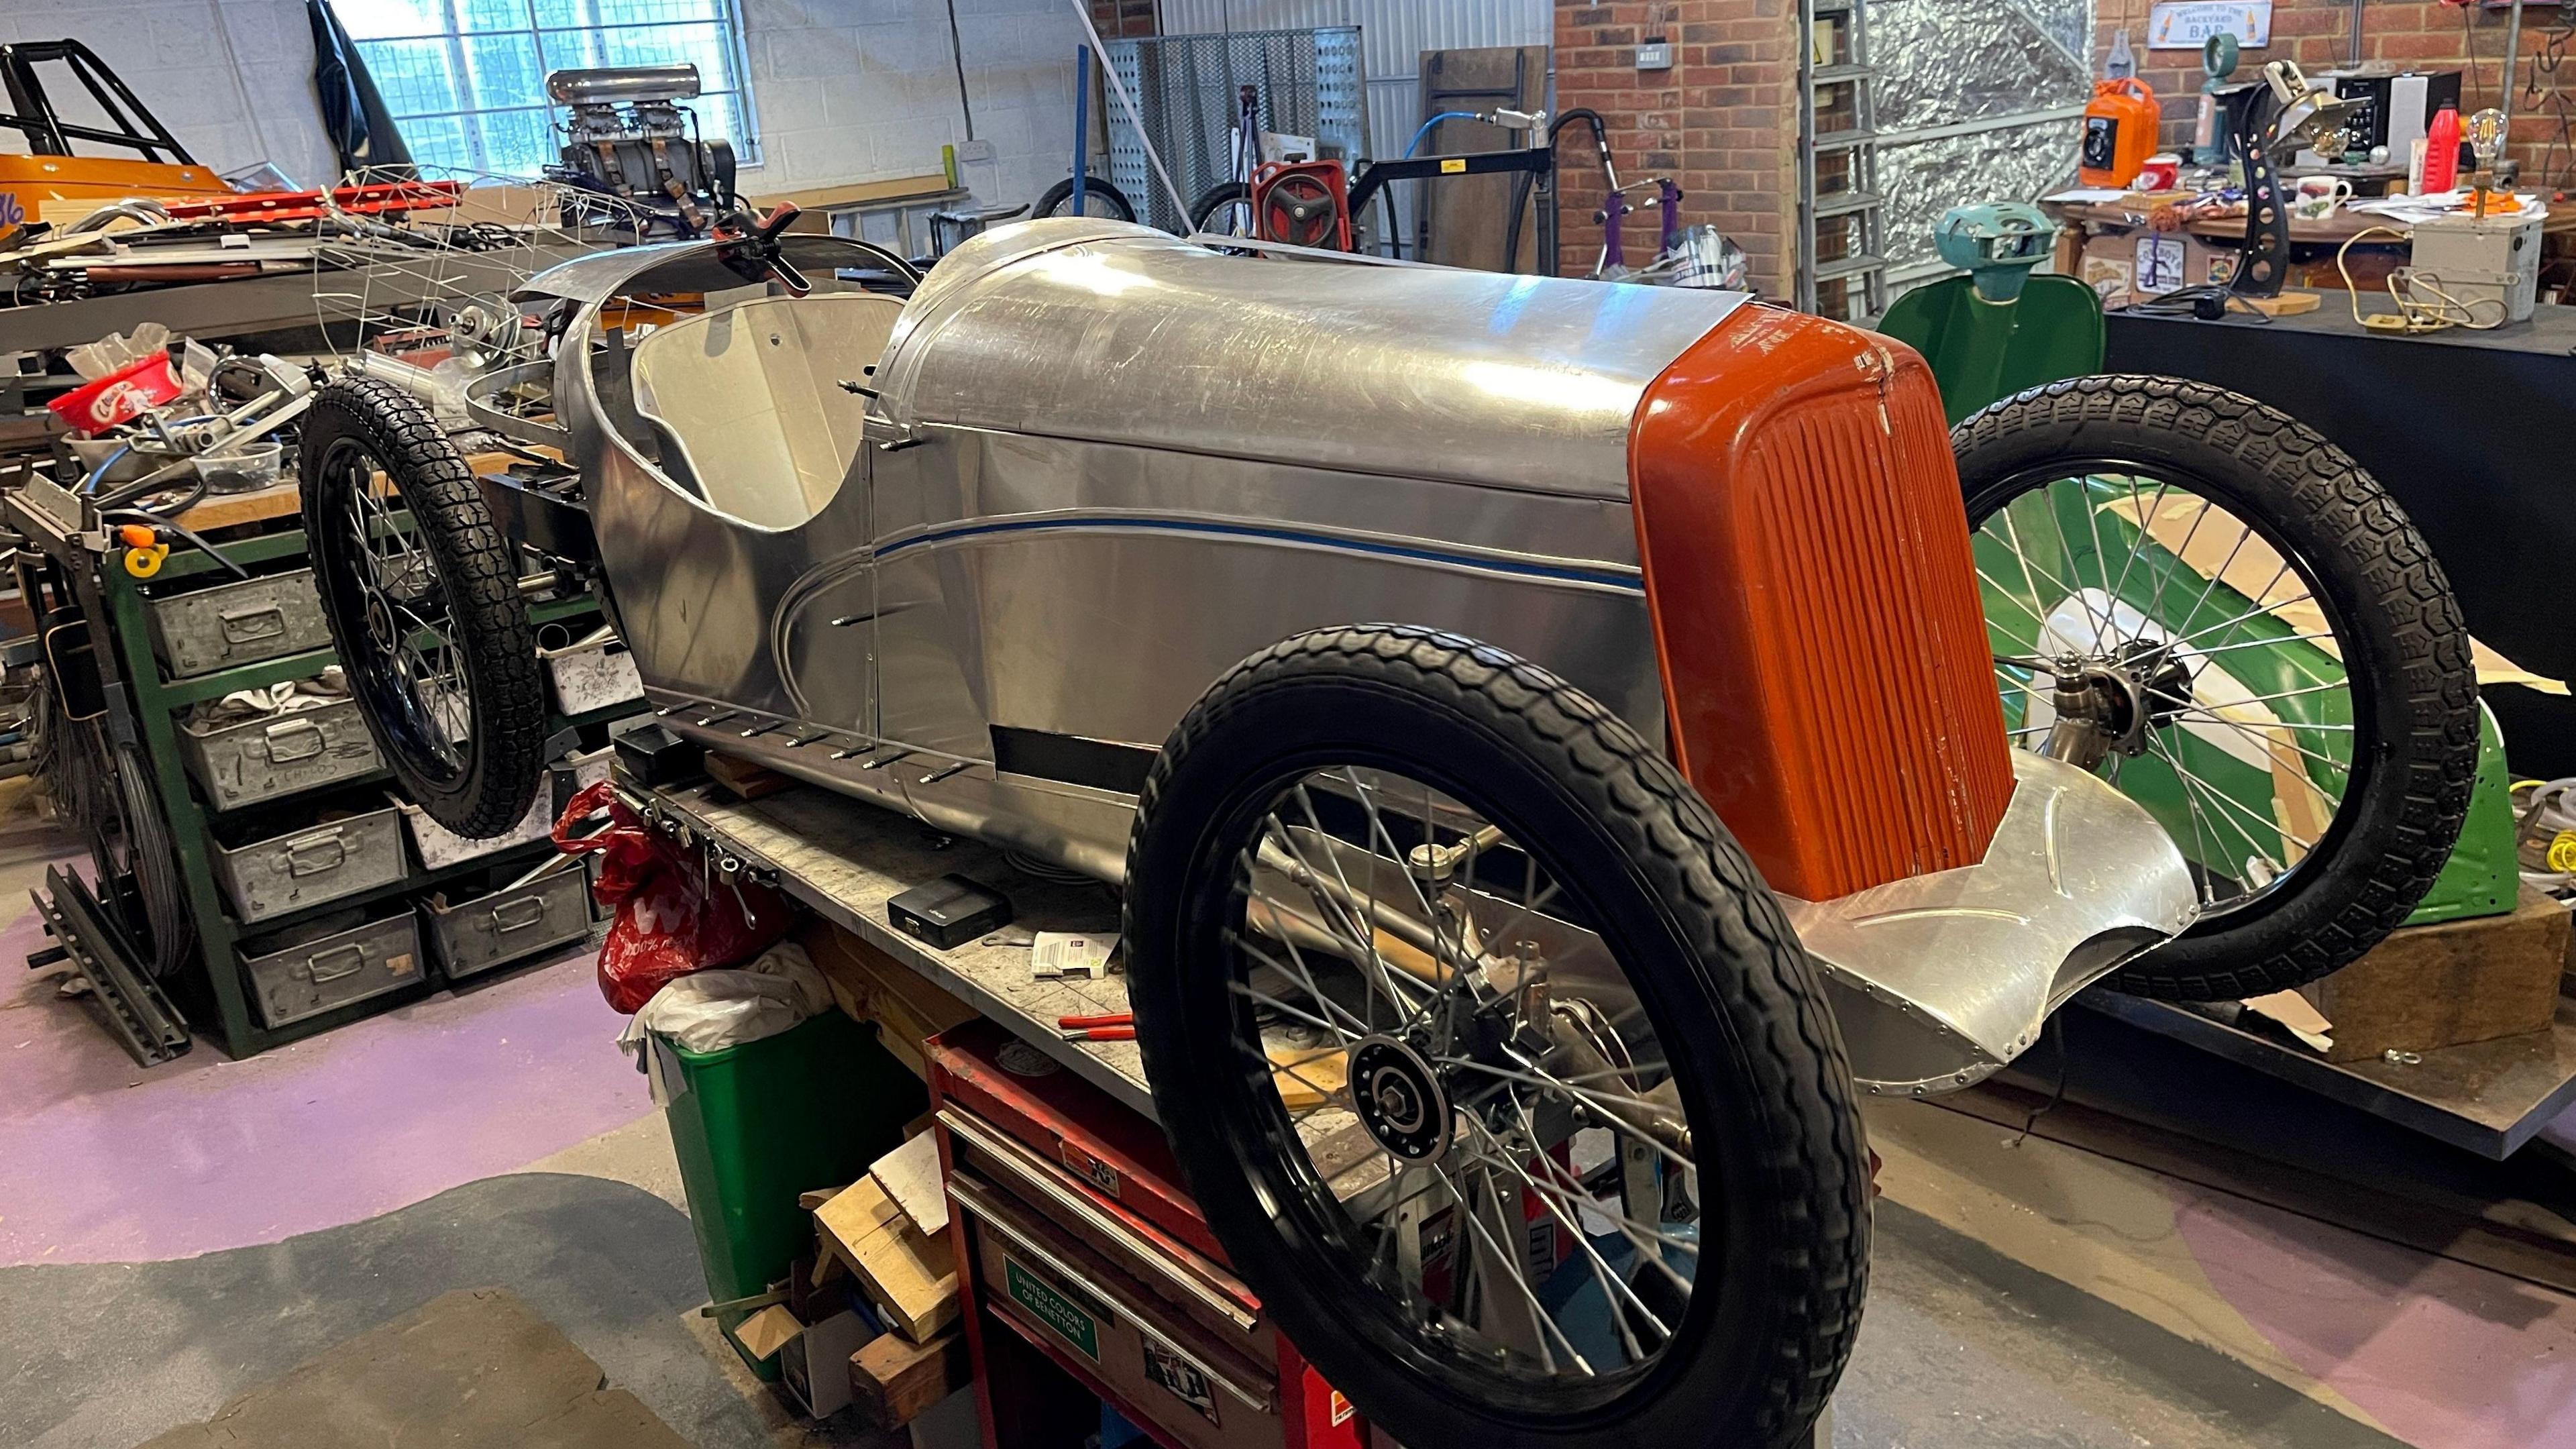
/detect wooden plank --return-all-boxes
[173,480,301,531]
[1414,45,1549,273]
[849,1327,969,1431]
[2300,885,2569,1063]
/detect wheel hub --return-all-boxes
[364,592,397,653]
[1350,1034,1450,1161]
[2039,644,2196,770]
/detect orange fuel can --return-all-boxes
[2078,78,2161,189]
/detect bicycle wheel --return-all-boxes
[1955,376,2477,1000]
[1187,180,1254,237]
[1031,176,1136,221]
[301,377,547,838]
[1124,626,1866,1449]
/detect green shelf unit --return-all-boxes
[83,520,635,1059]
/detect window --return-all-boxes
[336,0,757,180]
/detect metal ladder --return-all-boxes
[1797,0,1890,322]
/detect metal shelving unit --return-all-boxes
[7,482,635,1061]
[1797,0,1891,322]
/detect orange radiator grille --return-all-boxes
[1629,307,2014,901]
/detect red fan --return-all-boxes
[1251,160,1351,250]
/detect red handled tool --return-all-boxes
[1057,1011,1135,1042]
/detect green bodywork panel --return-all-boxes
[1877,272,2106,424]
[2410,704,2516,925]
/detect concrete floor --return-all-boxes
[3,819,2572,1447]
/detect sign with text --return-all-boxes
[2147,0,2271,48]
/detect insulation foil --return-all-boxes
[1874,0,2094,131]
[1880,119,2082,273]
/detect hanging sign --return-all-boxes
[2147,0,2271,49]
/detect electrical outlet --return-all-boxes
[1635,38,1674,70]
[954,139,996,164]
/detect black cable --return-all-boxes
[2008,1014,2072,1148]
[943,0,975,142]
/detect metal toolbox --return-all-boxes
[421,864,591,980]
[211,806,406,924]
[239,911,423,1028]
[541,633,645,715]
[178,698,382,812]
[394,787,551,870]
[931,1023,1362,1449]
[144,568,331,678]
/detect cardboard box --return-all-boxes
[780,1309,877,1418]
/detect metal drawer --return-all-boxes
[542,635,644,715]
[240,912,423,1028]
[422,865,590,981]
[145,568,330,678]
[395,787,551,870]
[212,806,406,924]
[178,698,381,812]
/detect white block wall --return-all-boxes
[2,0,1085,213]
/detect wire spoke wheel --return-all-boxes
[1975,469,2356,919]
[1126,627,1865,1449]
[301,376,547,838]
[1032,176,1137,222]
[1955,377,2476,1000]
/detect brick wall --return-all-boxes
[1554,0,1801,294]
[2092,0,2568,183]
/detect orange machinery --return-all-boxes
[0,40,233,242]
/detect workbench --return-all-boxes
[2105,302,2576,777]
[624,777,1154,1120]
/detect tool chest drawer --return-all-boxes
[144,568,330,678]
[928,1022,1363,1449]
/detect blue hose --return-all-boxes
[80,445,130,494]
[1406,111,1481,158]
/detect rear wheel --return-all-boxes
[1954,376,2477,1000]
[301,377,547,837]
[1124,626,1866,1449]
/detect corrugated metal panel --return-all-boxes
[1159,0,1550,160]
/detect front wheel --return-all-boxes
[1955,376,2477,1000]
[301,377,549,837]
[1123,626,1866,1449]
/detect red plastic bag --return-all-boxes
[553,781,794,1013]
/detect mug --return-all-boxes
[2137,152,2182,191]
[2292,174,2353,219]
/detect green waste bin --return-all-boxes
[658,1009,926,1378]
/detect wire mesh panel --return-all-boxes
[1104,28,1366,233]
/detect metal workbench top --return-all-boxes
[621,774,1154,1120]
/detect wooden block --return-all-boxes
[869,1130,949,1236]
[849,1327,969,1431]
[2298,885,2570,1063]
[798,920,980,1077]
[814,1178,959,1343]
[1269,1044,1348,1112]
[704,751,791,800]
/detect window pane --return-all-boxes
[400,115,476,176]
[468,108,559,177]
[338,0,450,41]
[456,0,537,32]
[358,38,469,117]
[460,32,547,111]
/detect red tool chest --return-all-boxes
[928,1022,1366,1449]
